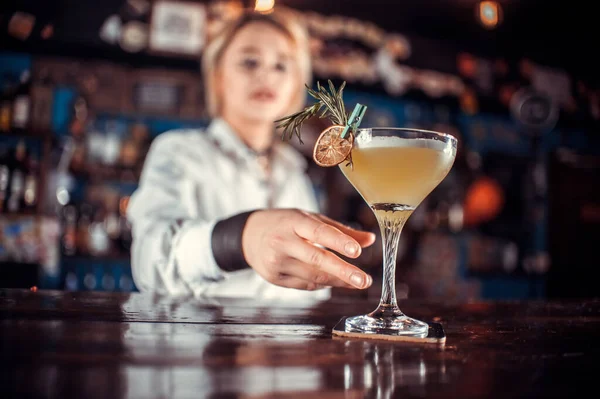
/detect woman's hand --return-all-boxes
[242,209,376,290]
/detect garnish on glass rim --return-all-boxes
[274,80,367,168]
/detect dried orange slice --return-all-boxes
[313,125,354,167]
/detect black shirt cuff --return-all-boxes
[211,211,255,272]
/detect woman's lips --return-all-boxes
[250,89,276,102]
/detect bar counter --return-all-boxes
[1,288,598,398]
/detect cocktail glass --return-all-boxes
[339,127,457,337]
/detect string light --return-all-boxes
[477,1,502,29]
[255,0,275,14]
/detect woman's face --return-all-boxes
[216,22,299,125]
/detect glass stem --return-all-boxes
[371,211,409,318]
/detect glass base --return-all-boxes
[344,306,429,337]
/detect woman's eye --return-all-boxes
[275,62,288,72]
[240,58,259,69]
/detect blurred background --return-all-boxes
[0,0,598,301]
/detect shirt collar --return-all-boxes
[206,117,307,172]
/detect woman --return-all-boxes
[126,9,375,300]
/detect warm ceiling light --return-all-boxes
[255,0,275,14]
[478,1,502,29]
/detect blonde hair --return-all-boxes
[201,9,312,118]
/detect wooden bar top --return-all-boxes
[1,288,598,398]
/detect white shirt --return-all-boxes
[127,118,331,302]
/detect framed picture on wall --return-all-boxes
[149,0,206,57]
[127,68,204,119]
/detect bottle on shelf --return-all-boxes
[0,76,15,133]
[31,66,54,131]
[6,140,28,213]
[118,138,140,181]
[89,205,110,256]
[61,205,78,256]
[103,120,124,167]
[11,70,32,131]
[104,190,121,244]
[22,153,39,211]
[118,195,132,253]
[0,146,10,212]
[76,203,93,256]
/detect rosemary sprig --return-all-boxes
[275,80,367,170]
[274,80,348,144]
[274,102,321,144]
[307,80,348,126]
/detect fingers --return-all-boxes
[279,258,355,289]
[284,237,373,289]
[248,209,377,292]
[312,213,377,248]
[299,211,376,249]
[293,213,364,259]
